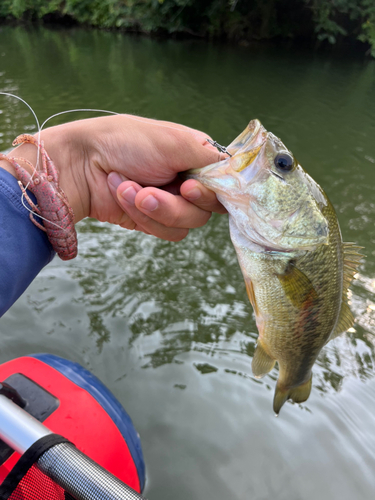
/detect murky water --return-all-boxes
[1,25,375,499]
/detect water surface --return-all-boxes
[1,26,375,500]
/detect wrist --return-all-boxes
[0,122,91,223]
[40,122,91,223]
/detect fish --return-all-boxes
[187,120,362,414]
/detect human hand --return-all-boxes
[1,114,226,241]
[102,116,227,241]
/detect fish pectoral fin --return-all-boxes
[245,278,259,316]
[252,342,275,378]
[277,263,318,308]
[273,376,312,415]
[328,301,354,341]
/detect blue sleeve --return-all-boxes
[0,168,55,317]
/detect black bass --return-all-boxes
[188,120,362,414]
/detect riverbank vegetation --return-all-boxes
[1,0,374,57]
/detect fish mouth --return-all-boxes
[185,119,267,189]
[226,119,264,156]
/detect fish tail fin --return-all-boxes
[252,342,276,378]
[273,376,312,416]
[289,376,312,403]
[273,386,290,416]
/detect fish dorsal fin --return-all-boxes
[328,242,363,342]
[342,242,363,297]
[252,341,276,379]
[329,301,354,341]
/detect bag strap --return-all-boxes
[0,434,71,499]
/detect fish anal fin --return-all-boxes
[329,301,354,341]
[277,263,318,308]
[252,342,275,379]
[273,376,312,415]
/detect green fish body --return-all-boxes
[188,120,362,414]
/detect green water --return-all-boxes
[1,26,375,499]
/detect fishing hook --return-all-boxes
[206,138,232,157]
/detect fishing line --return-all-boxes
[0,91,42,187]
[0,92,216,231]
[0,92,49,222]
[41,109,200,135]
[0,93,122,231]
[40,108,119,129]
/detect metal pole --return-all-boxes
[0,394,52,453]
[38,442,147,500]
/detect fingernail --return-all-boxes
[140,194,158,212]
[120,186,137,205]
[185,187,201,201]
[108,172,128,189]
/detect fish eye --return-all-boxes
[274,153,294,172]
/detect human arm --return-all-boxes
[0,114,225,315]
